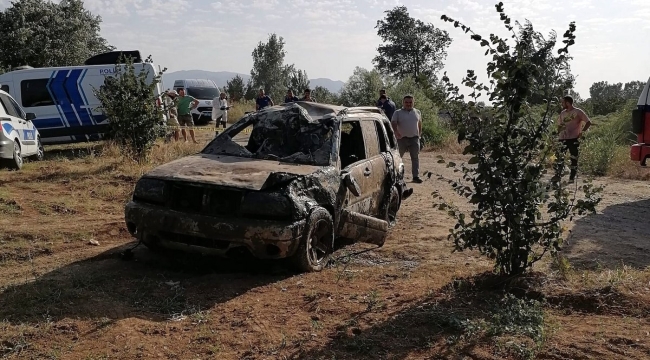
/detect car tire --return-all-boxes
[385,186,401,229]
[33,137,44,161]
[290,207,334,273]
[2,139,23,170]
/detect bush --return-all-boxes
[421,118,451,148]
[434,3,603,276]
[94,55,166,161]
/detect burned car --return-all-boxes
[124,102,411,272]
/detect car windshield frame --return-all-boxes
[186,87,221,100]
[201,105,340,167]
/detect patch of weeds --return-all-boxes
[50,203,78,215]
[363,290,384,312]
[311,319,323,331]
[552,254,572,280]
[0,198,22,215]
[0,335,30,357]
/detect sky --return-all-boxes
[1,0,649,98]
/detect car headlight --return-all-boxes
[240,192,293,220]
[133,178,166,204]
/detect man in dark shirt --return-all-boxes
[378,94,396,120]
[376,89,391,107]
[256,89,274,110]
[284,89,299,103]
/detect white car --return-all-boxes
[0,89,44,170]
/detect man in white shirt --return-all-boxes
[212,92,230,134]
[391,95,423,183]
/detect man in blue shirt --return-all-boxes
[256,89,274,110]
[378,94,396,120]
[376,89,391,107]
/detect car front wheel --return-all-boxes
[33,137,44,161]
[291,207,334,272]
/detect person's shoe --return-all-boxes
[403,188,414,199]
[413,177,423,184]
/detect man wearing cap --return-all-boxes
[163,89,180,142]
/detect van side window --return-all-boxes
[21,79,55,107]
[0,85,8,93]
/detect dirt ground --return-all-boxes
[1,134,650,359]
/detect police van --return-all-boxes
[172,79,221,125]
[0,52,164,145]
[630,77,650,165]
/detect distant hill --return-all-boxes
[162,70,345,93]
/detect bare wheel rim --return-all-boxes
[388,190,399,226]
[14,142,22,166]
[307,219,330,266]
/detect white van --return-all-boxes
[173,79,221,125]
[0,60,164,145]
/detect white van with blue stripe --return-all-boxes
[0,62,162,145]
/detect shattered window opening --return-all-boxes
[202,103,338,166]
[340,121,366,168]
[362,120,382,158]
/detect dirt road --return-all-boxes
[1,149,650,359]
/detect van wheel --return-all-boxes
[2,140,23,170]
[290,208,334,273]
[33,137,44,161]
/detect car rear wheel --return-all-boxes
[2,139,23,170]
[33,137,44,161]
[291,207,334,272]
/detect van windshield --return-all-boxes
[187,87,221,99]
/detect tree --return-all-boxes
[373,6,452,82]
[622,80,645,101]
[226,75,245,101]
[250,33,293,102]
[338,67,384,107]
[93,55,166,161]
[434,3,603,276]
[287,68,310,95]
[0,0,114,69]
[311,86,339,104]
[244,78,257,101]
[589,81,624,116]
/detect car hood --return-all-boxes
[143,154,323,190]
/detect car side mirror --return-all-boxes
[342,171,361,197]
[25,113,36,121]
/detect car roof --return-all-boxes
[262,102,387,121]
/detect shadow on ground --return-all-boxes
[0,243,292,324]
[289,272,650,360]
[563,199,650,270]
[42,143,107,161]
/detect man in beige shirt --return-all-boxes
[557,95,592,182]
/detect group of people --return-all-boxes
[161,84,591,185]
[254,88,317,111]
[161,88,230,143]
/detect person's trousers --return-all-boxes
[561,138,580,180]
[397,136,420,179]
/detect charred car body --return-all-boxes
[124,102,411,272]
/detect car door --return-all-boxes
[338,119,390,246]
[6,94,36,155]
[0,93,29,153]
[360,119,389,216]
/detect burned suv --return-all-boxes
[124,102,411,272]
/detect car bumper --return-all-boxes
[0,137,13,159]
[630,144,650,166]
[124,201,306,259]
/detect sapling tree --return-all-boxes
[434,2,603,276]
[94,55,167,161]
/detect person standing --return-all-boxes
[256,89,274,110]
[378,94,396,120]
[391,95,423,183]
[376,89,390,107]
[284,89,299,103]
[557,95,592,182]
[212,92,230,133]
[176,88,200,144]
[162,89,180,142]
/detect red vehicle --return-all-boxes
[631,78,650,165]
